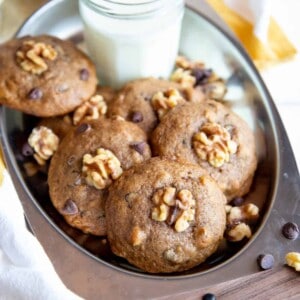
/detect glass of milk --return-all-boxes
[79,0,184,88]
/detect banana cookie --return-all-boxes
[107,77,205,135]
[106,157,226,273]
[0,35,97,116]
[151,100,257,201]
[48,119,151,236]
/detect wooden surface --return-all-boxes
[0,1,299,299]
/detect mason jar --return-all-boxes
[79,0,184,88]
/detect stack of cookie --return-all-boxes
[0,35,259,273]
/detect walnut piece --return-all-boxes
[16,40,57,75]
[170,68,196,88]
[151,88,185,119]
[28,126,59,165]
[73,94,107,125]
[82,148,123,190]
[151,187,196,233]
[286,252,300,271]
[227,203,259,225]
[226,223,252,242]
[131,226,147,246]
[193,122,238,168]
[225,203,259,242]
[171,56,227,100]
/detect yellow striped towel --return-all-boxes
[206,0,297,68]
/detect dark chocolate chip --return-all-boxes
[231,197,244,206]
[21,142,34,157]
[61,199,78,215]
[282,222,299,240]
[192,68,212,86]
[67,155,76,166]
[130,142,146,155]
[257,254,274,270]
[79,68,89,81]
[76,123,91,134]
[28,88,43,100]
[130,111,143,123]
[202,293,216,300]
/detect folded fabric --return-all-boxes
[0,164,82,300]
[206,0,297,68]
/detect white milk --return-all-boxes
[79,0,184,88]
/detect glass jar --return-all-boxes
[79,0,184,88]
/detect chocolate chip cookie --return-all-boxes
[106,157,226,273]
[151,100,257,201]
[0,35,97,116]
[48,119,152,236]
[107,77,205,135]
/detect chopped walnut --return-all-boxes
[73,94,107,125]
[226,223,252,242]
[151,187,196,233]
[170,68,196,88]
[82,148,123,190]
[131,226,147,246]
[286,252,300,271]
[16,40,57,75]
[28,126,59,165]
[151,88,185,119]
[171,56,227,100]
[225,203,259,242]
[192,122,238,168]
[227,203,259,225]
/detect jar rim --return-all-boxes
[80,0,184,19]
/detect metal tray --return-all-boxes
[0,0,299,298]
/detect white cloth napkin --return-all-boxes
[0,170,82,300]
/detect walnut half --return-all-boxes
[151,88,185,120]
[82,148,123,190]
[16,40,57,75]
[28,126,59,165]
[151,187,196,233]
[193,122,238,168]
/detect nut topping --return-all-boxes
[286,252,300,272]
[73,94,107,125]
[131,226,146,246]
[16,40,57,75]
[28,126,59,165]
[192,122,238,168]
[82,148,123,190]
[151,187,196,233]
[151,88,185,119]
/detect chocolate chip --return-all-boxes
[130,111,143,123]
[76,123,91,134]
[67,155,76,166]
[130,142,146,155]
[192,68,212,86]
[28,88,43,100]
[166,206,180,226]
[79,68,89,81]
[231,197,244,206]
[257,254,274,270]
[21,142,34,157]
[61,199,78,215]
[74,176,82,186]
[202,293,216,300]
[282,222,299,240]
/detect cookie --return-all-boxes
[38,85,116,139]
[151,100,257,201]
[0,35,97,117]
[106,157,226,273]
[107,77,204,135]
[48,119,152,236]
